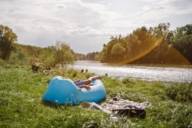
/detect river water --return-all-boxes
[71,61,192,83]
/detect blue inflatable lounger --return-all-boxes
[42,76,106,105]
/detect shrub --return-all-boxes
[169,104,192,128]
[8,50,27,65]
[0,25,17,60]
[0,58,6,66]
[166,83,192,102]
[122,78,135,85]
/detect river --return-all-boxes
[71,60,192,83]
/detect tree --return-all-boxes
[111,43,126,57]
[151,23,170,38]
[0,25,17,60]
[54,42,74,66]
[171,24,192,63]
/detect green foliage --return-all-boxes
[37,47,56,67]
[170,24,192,63]
[99,26,158,63]
[8,42,75,67]
[54,42,74,65]
[0,25,17,60]
[8,48,27,65]
[168,104,192,128]
[150,23,170,38]
[0,24,75,66]
[35,42,74,67]
[84,52,99,60]
[99,23,192,64]
[100,36,119,62]
[0,58,6,66]
[0,66,106,128]
[111,43,126,57]
[166,83,192,102]
[0,65,192,128]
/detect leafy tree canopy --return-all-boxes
[0,25,17,60]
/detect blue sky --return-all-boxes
[0,0,192,53]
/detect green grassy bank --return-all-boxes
[0,64,191,128]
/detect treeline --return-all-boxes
[0,25,75,67]
[98,23,192,64]
[76,52,99,60]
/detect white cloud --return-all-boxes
[0,0,191,53]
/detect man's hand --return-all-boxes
[81,84,91,90]
[88,76,101,81]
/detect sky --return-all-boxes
[0,0,192,53]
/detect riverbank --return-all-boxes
[0,65,191,128]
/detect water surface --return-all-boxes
[71,61,192,83]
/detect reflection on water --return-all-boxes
[71,61,192,83]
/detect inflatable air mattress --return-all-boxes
[42,76,106,105]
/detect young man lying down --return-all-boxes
[74,76,101,90]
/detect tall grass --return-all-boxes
[0,65,191,128]
[166,83,192,102]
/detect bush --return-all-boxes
[149,102,192,128]
[169,104,192,128]
[122,78,134,85]
[166,83,192,102]
[8,50,27,65]
[0,58,6,66]
[0,25,17,60]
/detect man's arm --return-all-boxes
[88,76,101,81]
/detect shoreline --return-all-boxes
[76,60,192,68]
[71,61,192,83]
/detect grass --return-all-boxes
[0,64,192,128]
[166,83,192,102]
